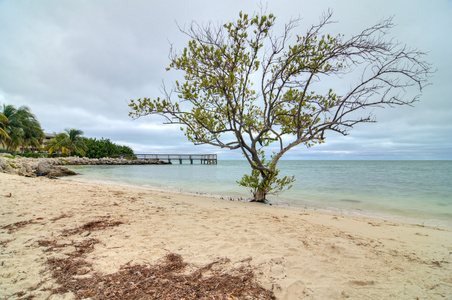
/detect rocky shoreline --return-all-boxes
[0,155,170,178]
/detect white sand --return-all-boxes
[1,172,451,299]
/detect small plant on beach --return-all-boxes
[129,10,433,202]
[7,162,18,169]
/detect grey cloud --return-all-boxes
[0,0,451,159]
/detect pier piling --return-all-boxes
[114,154,218,165]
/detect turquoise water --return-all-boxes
[66,160,452,228]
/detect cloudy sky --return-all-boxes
[1,0,451,160]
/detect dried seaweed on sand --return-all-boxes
[44,253,275,299]
[31,219,275,299]
[1,219,37,233]
[62,219,124,236]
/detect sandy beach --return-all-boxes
[1,172,451,299]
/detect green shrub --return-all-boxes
[47,153,67,158]
[1,149,18,156]
[7,162,17,169]
[83,137,134,158]
[23,153,45,158]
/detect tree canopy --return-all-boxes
[83,137,134,158]
[45,131,133,158]
[129,11,433,202]
[0,104,44,153]
[45,128,88,156]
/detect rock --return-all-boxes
[35,163,78,177]
[18,166,27,176]
[0,161,7,172]
[0,161,15,174]
[23,163,33,173]
[2,155,171,178]
[36,161,52,175]
[47,166,77,177]
[7,165,18,175]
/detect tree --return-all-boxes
[45,128,87,156]
[45,132,70,155]
[0,110,9,141]
[64,128,87,156]
[21,117,45,154]
[0,104,44,152]
[129,11,433,202]
[83,137,134,158]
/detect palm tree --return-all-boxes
[0,104,19,149]
[0,104,44,152]
[64,128,87,156]
[22,120,45,153]
[0,110,10,142]
[13,107,45,153]
[45,132,70,155]
[45,128,87,156]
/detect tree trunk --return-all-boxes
[252,188,266,202]
[251,170,274,202]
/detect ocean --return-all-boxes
[66,160,452,228]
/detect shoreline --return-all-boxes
[3,155,451,230]
[0,155,171,177]
[1,172,452,299]
[64,171,452,230]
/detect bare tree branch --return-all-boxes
[129,10,434,201]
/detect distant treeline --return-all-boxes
[1,103,135,159]
[83,137,134,159]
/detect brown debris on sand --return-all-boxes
[43,252,275,299]
[21,219,276,300]
[61,219,124,236]
[2,219,38,233]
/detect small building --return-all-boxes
[42,132,55,149]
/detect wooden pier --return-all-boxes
[116,154,218,165]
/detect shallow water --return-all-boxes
[66,160,452,228]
